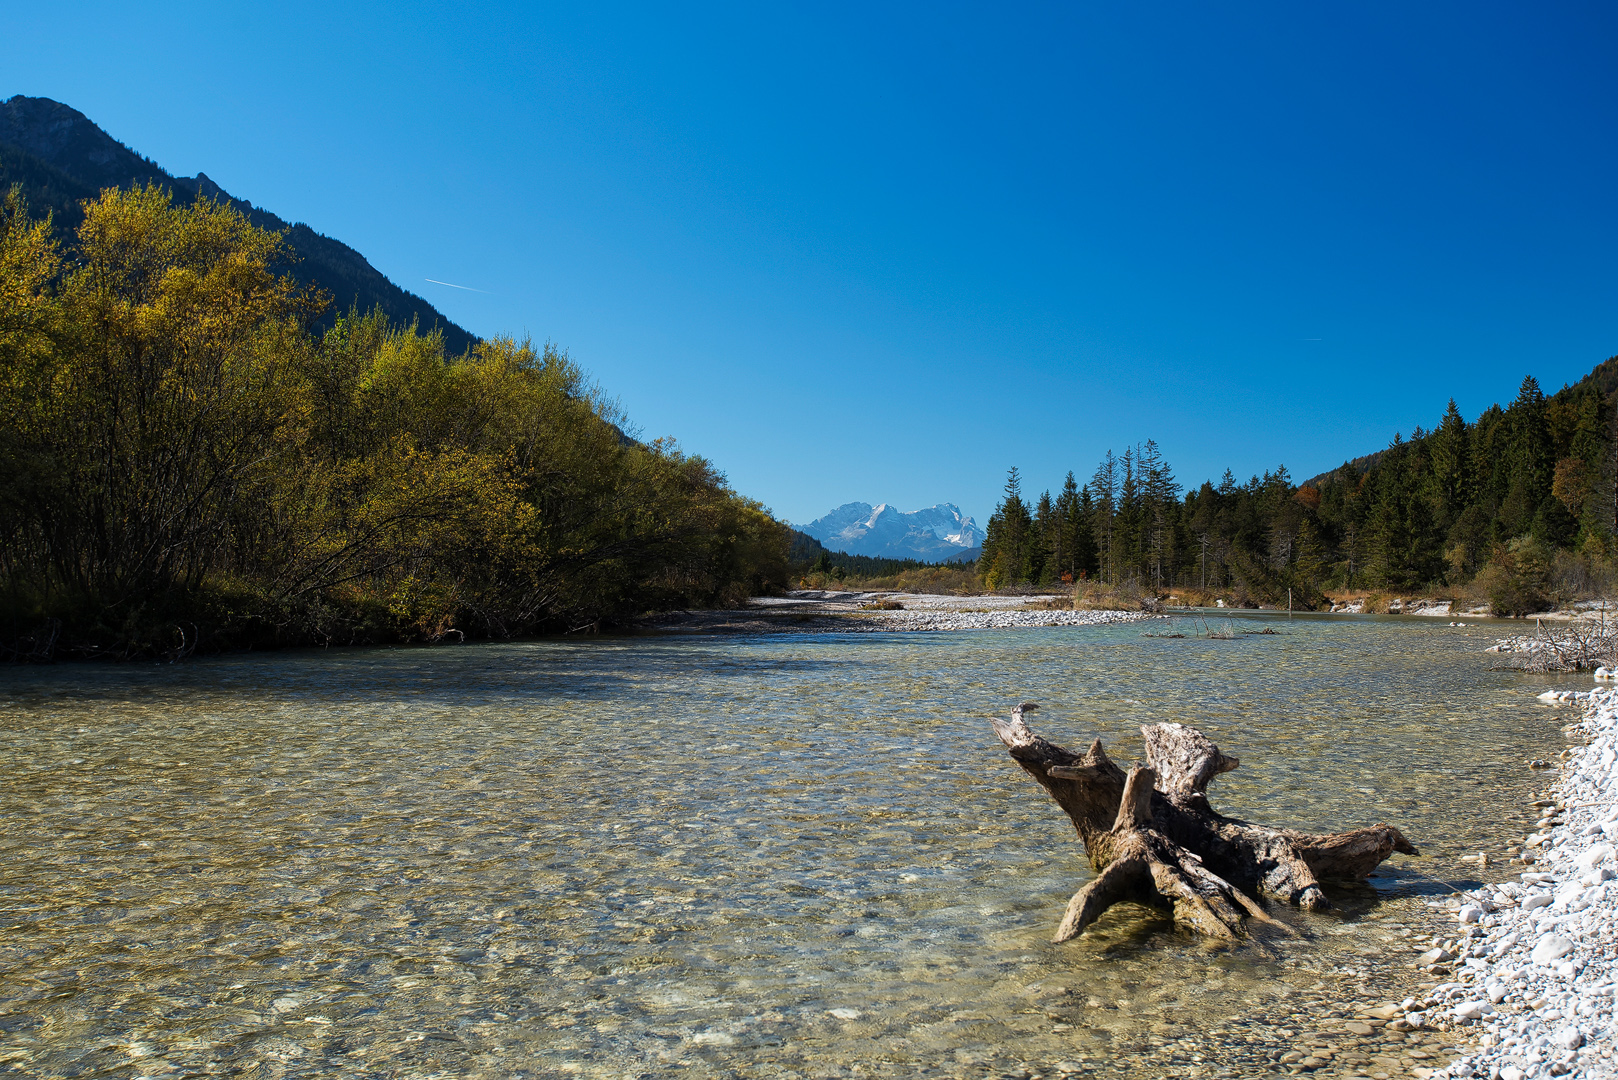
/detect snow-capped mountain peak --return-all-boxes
[798,502,982,562]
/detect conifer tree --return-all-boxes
[1089,452,1118,585]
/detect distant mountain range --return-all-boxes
[0,95,477,355]
[798,502,983,563]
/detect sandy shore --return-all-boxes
[643,590,1155,634]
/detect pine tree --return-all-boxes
[1138,439,1179,591]
[1033,490,1055,584]
[1117,447,1141,584]
[1427,398,1471,530]
[1502,376,1553,537]
[1090,451,1118,585]
[1052,471,1081,580]
[981,466,1034,588]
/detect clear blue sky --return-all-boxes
[9,2,1617,529]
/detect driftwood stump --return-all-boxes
[992,703,1418,940]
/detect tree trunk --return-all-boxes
[991,703,1418,941]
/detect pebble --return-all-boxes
[1431,685,1618,1079]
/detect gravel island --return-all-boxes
[644,590,1157,634]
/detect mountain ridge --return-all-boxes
[0,95,477,355]
[1298,354,1618,491]
[798,501,983,563]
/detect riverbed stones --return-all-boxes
[1426,685,1618,1078]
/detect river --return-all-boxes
[0,613,1585,1078]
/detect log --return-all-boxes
[991,703,1418,941]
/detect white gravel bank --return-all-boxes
[1428,687,1618,1079]
[860,608,1153,632]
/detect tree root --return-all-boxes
[992,703,1418,941]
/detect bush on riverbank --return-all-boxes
[793,563,981,594]
[0,185,790,658]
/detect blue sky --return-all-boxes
[8,2,1617,529]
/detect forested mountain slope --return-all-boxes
[980,358,1618,613]
[0,96,477,355]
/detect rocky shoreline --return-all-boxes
[643,591,1156,634]
[1418,688,1618,1079]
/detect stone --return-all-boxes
[827,1008,861,1021]
[1553,1026,1583,1050]
[1529,936,1574,965]
[1456,904,1483,923]
[1451,1000,1489,1021]
[1344,1021,1374,1035]
[1573,843,1613,869]
[691,1031,735,1046]
[1521,893,1554,910]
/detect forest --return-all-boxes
[977,366,1618,614]
[0,185,789,658]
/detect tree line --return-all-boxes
[0,184,789,657]
[978,369,1618,613]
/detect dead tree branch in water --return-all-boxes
[990,704,1418,941]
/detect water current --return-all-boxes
[0,613,1589,1078]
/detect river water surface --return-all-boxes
[0,614,1586,1078]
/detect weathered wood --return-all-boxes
[992,703,1418,940]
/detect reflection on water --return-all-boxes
[0,614,1581,1077]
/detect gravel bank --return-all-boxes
[1423,687,1618,1079]
[859,607,1153,631]
[646,592,1157,634]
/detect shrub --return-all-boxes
[1477,538,1553,617]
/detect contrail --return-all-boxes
[425,278,489,293]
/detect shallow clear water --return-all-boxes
[0,614,1585,1078]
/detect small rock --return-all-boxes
[1344,1021,1374,1035]
[1574,843,1613,869]
[827,1008,861,1021]
[1530,935,1575,965]
[1457,904,1483,923]
[1553,1025,1584,1050]
[690,1031,735,1046]
[1522,892,1554,910]
[1451,1000,1490,1020]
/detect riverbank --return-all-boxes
[641,590,1156,634]
[1415,688,1618,1079]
